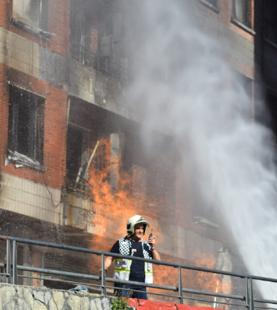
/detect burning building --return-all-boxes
[0,0,270,302]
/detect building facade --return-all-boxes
[0,0,257,292]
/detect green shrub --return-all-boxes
[111,297,134,310]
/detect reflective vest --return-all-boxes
[114,238,153,284]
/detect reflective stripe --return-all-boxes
[114,258,132,281]
[114,238,154,284]
[145,261,153,284]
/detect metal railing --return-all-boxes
[0,235,276,309]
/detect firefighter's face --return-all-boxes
[134,224,145,240]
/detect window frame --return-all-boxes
[11,0,51,37]
[231,0,254,33]
[7,83,45,170]
[200,0,219,13]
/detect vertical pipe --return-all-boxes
[245,277,249,308]
[12,240,17,285]
[5,239,11,283]
[100,254,106,296]
[249,278,254,310]
[246,277,254,310]
[178,267,184,304]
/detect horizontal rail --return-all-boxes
[250,274,277,284]
[0,235,246,278]
[254,298,277,306]
[255,305,277,310]
[17,265,99,281]
[111,278,177,291]
[184,296,244,307]
[17,265,178,292]
[182,287,245,301]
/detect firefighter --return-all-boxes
[104,215,160,299]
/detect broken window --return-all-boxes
[8,85,44,167]
[96,10,114,74]
[12,0,48,32]
[70,0,122,77]
[66,125,95,191]
[70,0,104,66]
[232,0,252,29]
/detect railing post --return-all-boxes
[246,277,254,310]
[178,267,184,304]
[100,253,106,296]
[5,239,11,283]
[12,240,17,284]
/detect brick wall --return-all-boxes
[0,0,8,28]
[44,87,68,188]
[48,0,70,55]
[1,68,68,189]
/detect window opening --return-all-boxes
[264,0,277,45]
[232,0,252,29]
[66,126,84,187]
[70,0,102,66]
[12,0,48,32]
[8,85,44,168]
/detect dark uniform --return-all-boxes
[110,238,153,299]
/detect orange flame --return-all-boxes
[88,138,160,244]
[189,257,232,295]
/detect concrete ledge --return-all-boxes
[0,284,112,309]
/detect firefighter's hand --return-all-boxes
[148,233,157,247]
[149,234,160,260]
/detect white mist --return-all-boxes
[124,0,277,300]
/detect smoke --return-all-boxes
[124,0,277,299]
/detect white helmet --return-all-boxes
[127,215,148,235]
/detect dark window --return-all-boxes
[70,0,103,66]
[232,0,252,28]
[12,0,48,31]
[264,0,277,44]
[66,125,92,191]
[66,126,84,186]
[8,85,44,165]
[70,0,115,74]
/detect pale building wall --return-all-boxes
[0,172,63,225]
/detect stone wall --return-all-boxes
[0,284,112,310]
